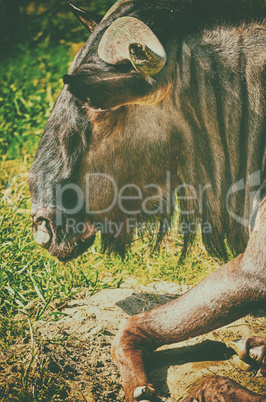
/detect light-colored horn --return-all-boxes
[98,17,167,76]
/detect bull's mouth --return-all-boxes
[32,210,97,262]
[48,233,96,262]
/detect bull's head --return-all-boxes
[29,0,178,261]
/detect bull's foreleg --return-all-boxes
[112,230,266,402]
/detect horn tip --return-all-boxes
[68,1,83,15]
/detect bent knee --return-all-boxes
[111,314,154,364]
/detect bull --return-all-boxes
[29,0,266,400]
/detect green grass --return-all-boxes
[0,5,223,399]
[0,42,71,160]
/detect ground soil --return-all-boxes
[1,280,265,401]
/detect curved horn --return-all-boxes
[98,17,167,76]
[69,2,102,33]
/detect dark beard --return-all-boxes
[99,213,173,258]
[100,223,135,259]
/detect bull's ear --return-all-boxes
[63,70,161,110]
[69,2,102,33]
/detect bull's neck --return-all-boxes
[172,26,265,193]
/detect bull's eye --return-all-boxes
[61,188,79,211]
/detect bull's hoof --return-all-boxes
[182,376,266,401]
[231,355,253,371]
[228,337,266,376]
[133,386,155,400]
[133,386,172,402]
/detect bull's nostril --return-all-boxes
[34,220,51,247]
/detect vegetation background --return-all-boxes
[0,1,226,400]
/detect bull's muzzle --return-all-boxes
[31,207,97,261]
